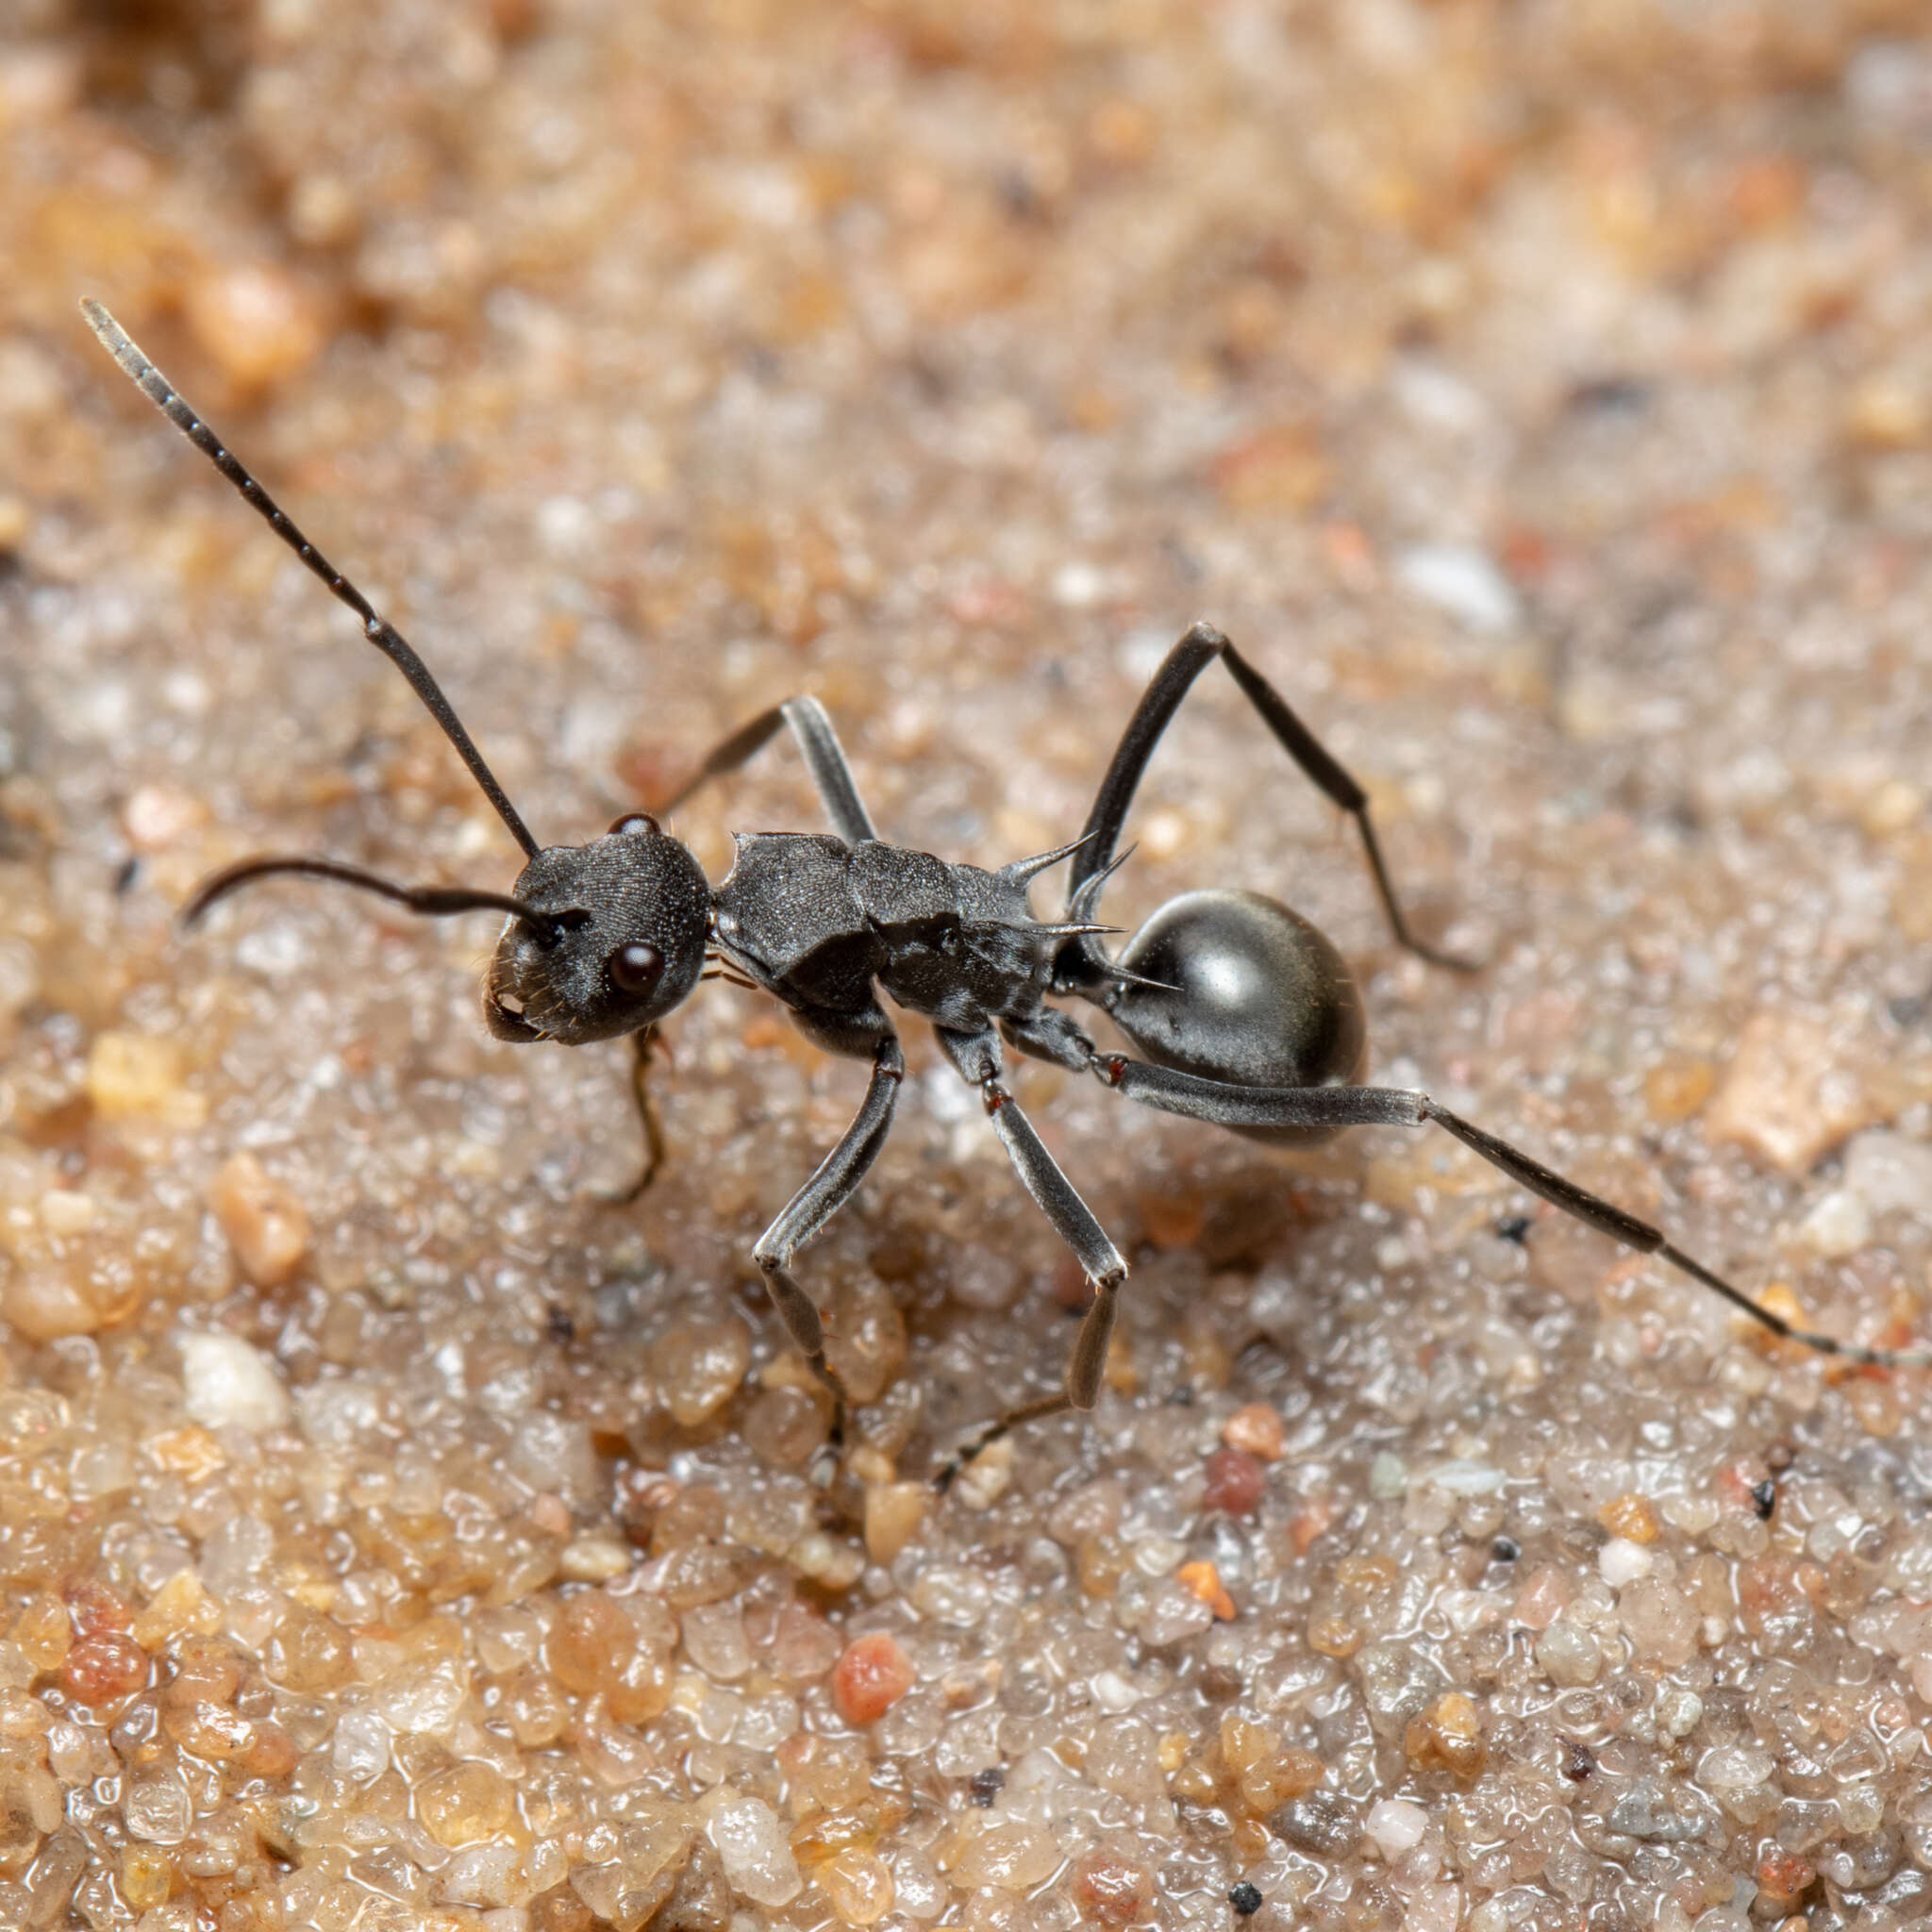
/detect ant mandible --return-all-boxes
[83,299,1927,1485]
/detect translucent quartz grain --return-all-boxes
[568,1811,695,1932]
[416,1760,516,1845]
[951,1821,1062,1890]
[818,1847,894,1924]
[121,1766,191,1844]
[679,1602,751,1680]
[708,1797,802,1908]
[654,1322,752,1427]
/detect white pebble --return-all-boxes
[537,493,594,556]
[946,1248,1020,1310]
[1845,41,1932,123]
[1795,1188,1871,1257]
[1367,1797,1429,1858]
[1051,560,1105,608]
[1395,543,1520,634]
[1369,1453,1408,1499]
[953,1437,1013,1510]
[1393,361,1488,433]
[1424,1459,1505,1495]
[180,1331,291,1433]
[1598,1538,1654,1586]
[1696,1744,1773,1790]
[39,1189,97,1235]
[560,1536,631,1582]
[891,1849,946,1919]
[1115,626,1175,681]
[1534,1622,1601,1687]
[1658,1689,1704,1739]
[708,1796,802,1907]
[1087,1717,1165,1806]
[1845,1131,1932,1220]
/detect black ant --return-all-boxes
[83,299,1930,1485]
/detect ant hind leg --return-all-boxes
[1093,1051,1932,1371]
[1058,621,1475,985]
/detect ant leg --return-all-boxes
[1092,1053,1932,1372]
[751,1026,906,1452]
[656,695,877,845]
[1059,621,1473,981]
[931,1027,1128,1491]
[603,1027,666,1206]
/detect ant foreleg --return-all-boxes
[1059,621,1474,983]
[657,695,877,845]
[603,1026,666,1206]
[1095,1054,1932,1371]
[750,1025,906,1465]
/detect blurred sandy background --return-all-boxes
[7,4,1932,1931]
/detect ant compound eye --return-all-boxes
[608,812,660,838]
[608,941,665,998]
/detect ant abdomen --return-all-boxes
[1107,890,1366,1145]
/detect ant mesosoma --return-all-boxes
[84,298,1929,1486]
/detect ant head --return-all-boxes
[82,304,712,1052]
[486,814,711,1045]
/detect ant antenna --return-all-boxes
[184,855,575,936]
[80,299,542,861]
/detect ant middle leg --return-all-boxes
[1058,621,1474,982]
[932,1024,1127,1490]
[750,1018,906,1454]
[1092,1053,1932,1372]
[655,694,877,845]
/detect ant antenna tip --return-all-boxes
[79,298,125,351]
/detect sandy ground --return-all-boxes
[6,3,1932,1929]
